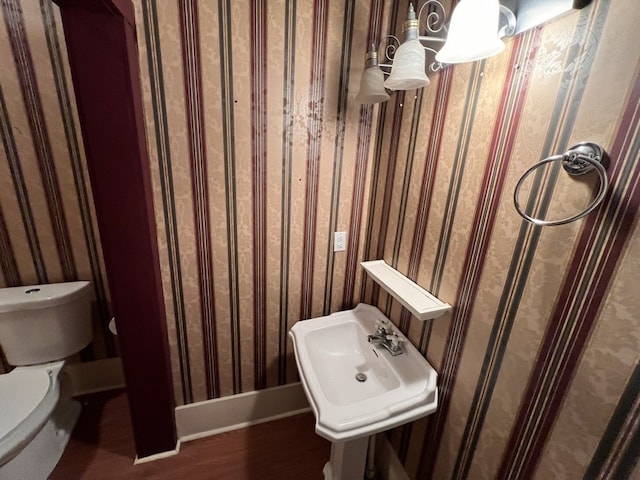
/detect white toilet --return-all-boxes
[0,281,92,480]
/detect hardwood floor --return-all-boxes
[51,390,331,479]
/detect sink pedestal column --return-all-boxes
[323,436,369,480]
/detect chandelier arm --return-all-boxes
[427,61,443,74]
[378,63,392,76]
[416,0,447,35]
[417,45,440,56]
[382,35,401,62]
[417,36,446,44]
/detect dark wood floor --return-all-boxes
[51,390,331,479]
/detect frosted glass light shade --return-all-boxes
[436,0,505,64]
[355,67,390,104]
[384,39,430,91]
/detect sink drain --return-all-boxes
[355,373,367,382]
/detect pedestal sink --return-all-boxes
[289,303,438,480]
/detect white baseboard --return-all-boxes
[376,435,410,480]
[175,383,409,480]
[65,357,126,396]
[133,440,181,464]
[63,364,409,478]
[174,381,409,480]
[175,382,311,442]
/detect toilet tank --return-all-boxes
[0,282,92,366]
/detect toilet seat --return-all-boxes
[0,362,63,465]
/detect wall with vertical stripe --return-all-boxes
[0,0,115,372]
[133,0,640,475]
[366,0,640,478]
[3,0,640,478]
[133,0,386,404]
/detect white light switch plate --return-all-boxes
[334,232,346,252]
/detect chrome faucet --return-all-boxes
[367,319,403,356]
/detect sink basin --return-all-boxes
[289,303,438,442]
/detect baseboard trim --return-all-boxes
[65,357,125,396]
[133,440,181,465]
[175,382,311,443]
[175,382,410,479]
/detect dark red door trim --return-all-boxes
[54,0,177,458]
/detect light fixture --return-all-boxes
[355,0,593,103]
[383,4,431,91]
[355,46,390,104]
[436,0,515,64]
[355,2,445,102]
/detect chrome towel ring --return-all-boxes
[513,142,609,227]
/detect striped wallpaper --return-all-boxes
[0,0,114,371]
[134,0,385,402]
[364,0,640,478]
[1,0,639,478]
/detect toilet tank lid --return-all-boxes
[0,281,90,313]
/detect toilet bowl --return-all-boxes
[0,361,81,479]
[0,281,92,480]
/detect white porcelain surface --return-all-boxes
[0,281,90,313]
[0,282,92,365]
[0,362,79,480]
[0,367,53,439]
[289,304,438,442]
[0,362,64,464]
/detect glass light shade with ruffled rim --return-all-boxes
[355,66,390,104]
[435,0,505,64]
[383,39,430,91]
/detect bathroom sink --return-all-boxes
[289,303,438,442]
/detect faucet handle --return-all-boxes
[375,318,390,335]
[385,332,402,352]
